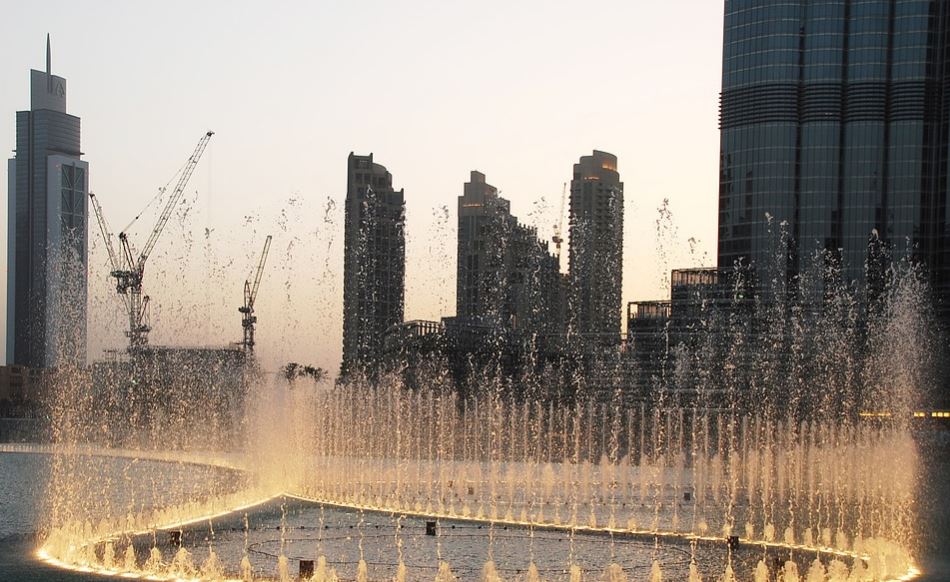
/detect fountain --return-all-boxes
[27,210,934,582]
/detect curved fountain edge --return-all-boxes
[19,447,922,582]
[0,442,248,472]
[35,487,924,582]
[281,491,922,582]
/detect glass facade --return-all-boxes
[718,0,950,319]
[61,164,86,256]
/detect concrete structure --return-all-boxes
[626,300,671,397]
[93,346,247,448]
[457,171,508,323]
[0,365,41,409]
[568,151,623,344]
[6,36,88,369]
[456,171,563,335]
[341,153,405,377]
[626,268,734,402]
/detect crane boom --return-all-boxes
[92,130,214,353]
[249,235,272,310]
[134,131,214,267]
[88,193,122,275]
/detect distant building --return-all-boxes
[0,365,45,414]
[669,268,722,346]
[456,171,509,324]
[568,151,623,345]
[93,346,247,448]
[341,153,406,377]
[626,300,671,397]
[627,268,730,401]
[374,170,567,393]
[456,170,563,336]
[6,36,88,369]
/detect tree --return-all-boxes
[282,362,327,383]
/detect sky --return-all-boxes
[0,0,725,375]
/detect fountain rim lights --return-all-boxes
[0,443,246,472]
[25,448,924,582]
[35,493,282,582]
[282,492,922,580]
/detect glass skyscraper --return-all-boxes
[718,1,950,321]
[7,37,88,369]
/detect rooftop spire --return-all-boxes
[46,33,51,91]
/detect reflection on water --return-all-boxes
[0,452,243,582]
[149,499,734,582]
[916,447,950,580]
[0,454,49,540]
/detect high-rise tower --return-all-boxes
[568,151,624,344]
[341,153,405,378]
[718,1,950,320]
[456,170,562,334]
[7,36,88,368]
[456,171,510,324]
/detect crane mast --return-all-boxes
[552,182,567,260]
[88,131,214,354]
[240,235,272,352]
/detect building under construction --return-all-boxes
[83,131,269,448]
[92,345,248,449]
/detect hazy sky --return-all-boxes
[0,0,725,374]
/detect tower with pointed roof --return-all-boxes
[6,35,88,368]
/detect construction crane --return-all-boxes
[89,131,215,353]
[552,182,568,259]
[239,235,272,352]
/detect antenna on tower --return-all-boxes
[46,33,51,91]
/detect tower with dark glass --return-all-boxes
[341,153,406,378]
[718,1,950,321]
[568,151,624,345]
[6,36,88,369]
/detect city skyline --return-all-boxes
[0,4,946,582]
[0,1,723,375]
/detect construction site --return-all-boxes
[83,131,274,447]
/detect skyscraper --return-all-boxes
[718,1,950,320]
[457,171,508,324]
[341,153,405,377]
[568,151,624,344]
[456,170,562,335]
[7,36,88,369]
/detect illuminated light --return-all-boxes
[461,203,483,208]
[33,452,925,582]
[37,492,925,582]
[280,491,922,581]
